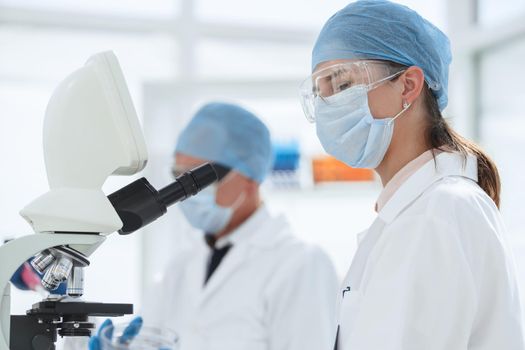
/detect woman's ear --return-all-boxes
[399,66,425,105]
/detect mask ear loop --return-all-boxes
[215,189,247,215]
[389,100,412,124]
[229,191,247,212]
[216,172,248,211]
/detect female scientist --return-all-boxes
[300,1,525,349]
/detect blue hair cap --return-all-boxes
[312,0,452,110]
[175,102,273,183]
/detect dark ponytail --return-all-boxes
[422,86,501,208]
[383,60,501,207]
[384,60,501,207]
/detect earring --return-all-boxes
[403,101,410,109]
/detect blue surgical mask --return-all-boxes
[315,85,410,169]
[179,184,245,234]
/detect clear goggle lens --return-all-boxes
[299,60,406,123]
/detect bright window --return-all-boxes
[196,0,350,28]
[196,40,312,80]
[479,36,525,236]
[477,0,525,26]
[1,0,179,18]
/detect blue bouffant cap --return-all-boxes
[175,102,273,183]
[312,0,452,110]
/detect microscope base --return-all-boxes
[10,300,133,350]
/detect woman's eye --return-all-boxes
[337,82,351,91]
[334,79,353,92]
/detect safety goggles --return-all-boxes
[299,60,406,122]
[172,162,231,182]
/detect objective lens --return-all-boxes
[42,257,73,291]
[31,251,56,274]
[67,267,85,297]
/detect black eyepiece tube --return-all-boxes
[159,163,218,206]
[108,163,218,235]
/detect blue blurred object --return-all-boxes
[10,259,67,294]
[269,140,303,189]
[53,280,67,295]
[89,319,113,350]
[312,0,452,110]
[10,263,31,291]
[272,140,300,172]
[175,102,273,183]
[118,317,143,344]
[89,317,143,350]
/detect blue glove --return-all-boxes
[89,317,143,350]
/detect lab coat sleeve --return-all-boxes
[265,245,339,350]
[140,275,167,328]
[347,215,479,350]
[140,253,186,328]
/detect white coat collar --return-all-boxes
[378,151,478,224]
[214,204,290,249]
[197,204,291,304]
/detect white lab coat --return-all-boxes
[144,205,339,350]
[337,152,525,350]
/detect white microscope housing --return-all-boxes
[0,51,217,350]
[21,51,148,234]
[0,51,147,350]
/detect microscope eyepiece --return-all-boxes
[108,163,218,235]
[158,163,218,206]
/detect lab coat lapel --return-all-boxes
[198,241,252,304]
[345,219,385,292]
[379,152,478,224]
[196,207,285,306]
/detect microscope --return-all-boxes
[0,51,217,349]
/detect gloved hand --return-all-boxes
[89,317,143,350]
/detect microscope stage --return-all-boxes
[28,300,133,317]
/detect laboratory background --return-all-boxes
[1,0,524,322]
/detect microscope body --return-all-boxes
[0,51,217,350]
[0,51,146,350]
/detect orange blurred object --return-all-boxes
[312,156,375,183]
